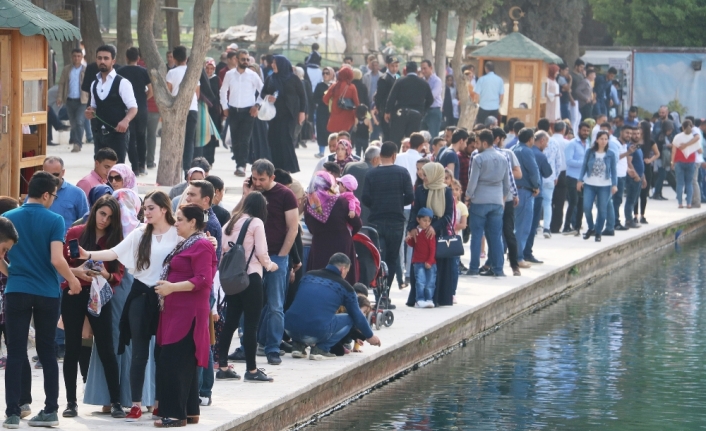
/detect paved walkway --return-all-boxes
[4,132,704,430]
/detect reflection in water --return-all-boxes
[305,234,706,431]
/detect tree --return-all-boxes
[480,0,585,67]
[589,0,706,47]
[137,0,213,186]
[336,1,380,63]
[434,10,449,77]
[116,0,133,60]
[165,0,181,48]
[80,0,104,64]
[255,0,271,56]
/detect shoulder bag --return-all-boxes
[337,84,356,111]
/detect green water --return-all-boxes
[305,233,706,430]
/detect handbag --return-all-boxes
[337,84,356,111]
[436,234,464,259]
[88,275,113,317]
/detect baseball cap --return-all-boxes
[417,207,433,218]
[227,43,239,51]
[385,55,401,64]
[337,174,358,192]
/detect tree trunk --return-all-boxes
[116,0,133,61]
[243,0,257,26]
[80,0,104,64]
[165,0,180,49]
[255,0,271,56]
[418,6,432,61]
[336,2,379,62]
[434,10,448,77]
[453,14,476,130]
[152,0,166,44]
[138,0,213,186]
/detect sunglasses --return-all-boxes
[323,71,330,75]
[108,175,122,182]
[50,172,61,177]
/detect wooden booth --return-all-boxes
[471,31,562,126]
[0,0,80,198]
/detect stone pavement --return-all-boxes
[4,130,704,430]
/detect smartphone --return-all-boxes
[68,239,80,259]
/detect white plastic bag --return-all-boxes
[258,100,277,121]
[88,276,113,317]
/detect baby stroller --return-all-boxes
[353,227,394,329]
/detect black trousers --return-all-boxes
[634,165,652,217]
[156,324,199,420]
[564,176,583,231]
[61,288,120,404]
[475,108,500,125]
[370,220,405,286]
[218,273,263,371]
[551,171,567,233]
[228,107,256,168]
[127,107,148,173]
[182,110,198,174]
[95,129,129,163]
[388,110,422,148]
[4,293,58,417]
[377,111,390,142]
[128,293,153,403]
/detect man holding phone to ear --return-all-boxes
[1,171,81,428]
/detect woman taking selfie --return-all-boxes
[153,204,218,427]
[61,195,126,418]
[218,192,277,382]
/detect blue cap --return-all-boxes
[417,207,433,218]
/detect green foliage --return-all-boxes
[345,0,368,11]
[589,0,706,47]
[667,99,688,118]
[391,23,417,51]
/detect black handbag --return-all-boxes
[337,84,356,111]
[436,234,464,259]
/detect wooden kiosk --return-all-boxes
[0,0,80,197]
[471,30,562,126]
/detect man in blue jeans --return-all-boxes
[523,131,552,264]
[2,172,82,428]
[466,129,509,277]
[246,159,299,365]
[613,127,633,231]
[512,129,541,269]
[624,126,644,229]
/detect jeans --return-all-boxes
[624,177,641,222]
[413,263,437,303]
[127,107,148,173]
[541,181,555,231]
[700,168,706,202]
[470,203,504,275]
[653,165,667,197]
[258,255,289,354]
[583,184,611,233]
[371,219,405,286]
[287,314,353,352]
[514,189,534,263]
[65,99,86,146]
[612,176,626,227]
[301,246,311,276]
[564,177,583,231]
[228,107,256,168]
[560,102,571,120]
[84,117,93,142]
[182,110,198,174]
[5,293,60,417]
[197,295,215,398]
[95,130,129,163]
[675,162,696,206]
[523,193,542,260]
[146,112,160,166]
[422,107,442,139]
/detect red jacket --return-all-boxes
[406,228,436,266]
[61,225,123,291]
[323,82,359,133]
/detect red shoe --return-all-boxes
[125,405,142,422]
[151,407,160,419]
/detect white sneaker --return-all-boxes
[452,295,458,304]
[424,300,435,308]
[415,302,424,308]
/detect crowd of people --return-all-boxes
[2,41,706,430]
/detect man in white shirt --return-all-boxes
[394,132,424,284]
[613,127,632,230]
[220,49,263,177]
[166,45,200,175]
[85,45,138,164]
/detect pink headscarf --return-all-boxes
[112,189,141,236]
[306,171,339,224]
[108,164,139,194]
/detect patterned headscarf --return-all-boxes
[306,171,339,224]
[108,164,139,194]
[335,139,355,171]
[112,189,141,236]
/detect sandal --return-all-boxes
[154,417,186,428]
[398,283,408,290]
[187,416,199,424]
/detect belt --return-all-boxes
[396,108,421,117]
[67,97,81,101]
[229,106,253,112]
[518,186,536,192]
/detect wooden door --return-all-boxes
[508,61,538,125]
[0,35,11,196]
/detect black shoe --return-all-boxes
[595,235,602,242]
[525,256,544,264]
[147,163,156,169]
[479,268,495,277]
[32,355,38,362]
[626,220,641,229]
[228,347,246,362]
[266,352,281,365]
[47,141,60,146]
[583,229,595,240]
[615,224,629,231]
[658,196,668,201]
[279,340,293,354]
[56,345,65,361]
[62,402,78,418]
[244,368,274,382]
[215,367,241,380]
[640,217,648,224]
[601,230,615,236]
[111,403,126,418]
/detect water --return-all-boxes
[305,234,706,431]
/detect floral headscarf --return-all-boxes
[306,171,339,224]
[108,164,139,194]
[335,139,355,171]
[112,189,141,236]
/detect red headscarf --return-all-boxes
[331,67,354,97]
[548,64,559,80]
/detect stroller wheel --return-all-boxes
[366,311,374,327]
[383,310,395,327]
[375,312,384,330]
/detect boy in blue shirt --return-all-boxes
[1,171,81,428]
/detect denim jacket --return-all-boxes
[579,150,617,187]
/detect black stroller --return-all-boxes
[353,226,394,329]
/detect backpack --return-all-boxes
[219,218,255,295]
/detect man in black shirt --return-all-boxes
[119,47,153,176]
[374,55,399,142]
[362,141,414,288]
[385,61,433,148]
